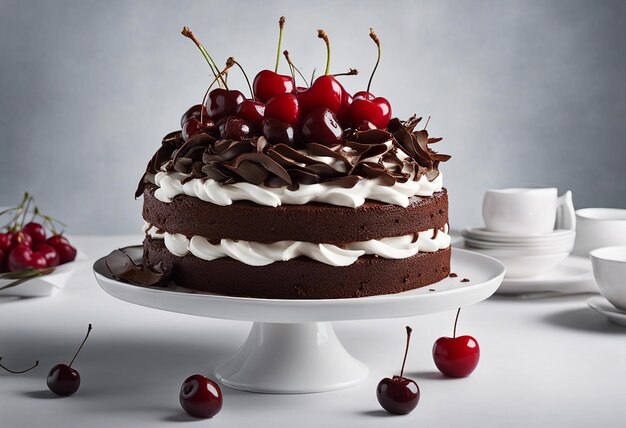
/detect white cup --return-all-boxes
[572,208,626,257]
[590,246,626,311]
[482,188,575,235]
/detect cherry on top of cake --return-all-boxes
[136,18,450,198]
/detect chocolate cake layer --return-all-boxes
[143,186,448,244]
[143,237,451,299]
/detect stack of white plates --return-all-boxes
[461,228,576,278]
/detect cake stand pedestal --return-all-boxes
[93,248,505,394]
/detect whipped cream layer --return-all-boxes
[153,170,443,208]
[143,223,450,267]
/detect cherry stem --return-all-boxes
[228,57,253,98]
[332,68,359,78]
[366,28,381,95]
[0,356,39,374]
[274,16,285,73]
[317,29,331,76]
[424,116,431,130]
[200,65,232,124]
[310,68,317,87]
[399,326,412,379]
[69,324,92,368]
[283,50,309,87]
[181,26,228,89]
[453,308,461,338]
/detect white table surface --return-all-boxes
[1,235,624,428]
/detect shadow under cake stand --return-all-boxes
[93,247,504,394]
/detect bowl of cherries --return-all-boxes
[0,193,79,297]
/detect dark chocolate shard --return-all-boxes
[105,249,169,286]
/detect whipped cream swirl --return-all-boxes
[153,170,443,208]
[144,223,450,267]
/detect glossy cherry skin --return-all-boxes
[297,75,344,115]
[218,116,253,140]
[22,222,46,243]
[376,376,420,415]
[265,93,299,126]
[47,364,80,396]
[301,107,343,146]
[180,104,208,127]
[8,244,46,271]
[0,232,12,252]
[336,90,353,128]
[253,70,295,103]
[46,235,76,264]
[348,96,392,129]
[235,100,265,130]
[179,374,223,419]
[353,90,373,101]
[433,335,480,378]
[262,117,296,146]
[205,88,245,121]
[11,232,32,248]
[182,117,214,142]
[0,248,6,272]
[34,243,60,267]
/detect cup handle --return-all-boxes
[556,190,576,230]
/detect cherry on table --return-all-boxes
[376,326,420,415]
[47,324,93,396]
[301,107,343,146]
[179,374,223,418]
[432,308,480,378]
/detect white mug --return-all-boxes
[572,208,626,257]
[482,188,575,235]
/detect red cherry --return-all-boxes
[46,234,70,247]
[432,309,480,378]
[376,326,419,415]
[46,235,76,264]
[182,117,214,142]
[0,248,6,273]
[22,222,46,243]
[205,88,245,121]
[262,117,295,146]
[179,374,223,419]
[217,116,253,140]
[0,232,13,252]
[47,324,92,396]
[253,70,295,103]
[8,244,33,272]
[11,232,32,248]
[353,90,373,101]
[235,100,265,130]
[47,364,80,396]
[265,93,299,126]
[180,104,208,127]
[336,90,353,128]
[297,75,343,115]
[301,107,343,146]
[34,243,60,267]
[348,96,392,129]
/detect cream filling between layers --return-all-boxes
[153,171,443,208]
[143,223,451,267]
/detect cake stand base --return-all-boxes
[214,322,368,394]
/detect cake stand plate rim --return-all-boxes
[93,247,505,323]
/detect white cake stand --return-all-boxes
[93,247,505,394]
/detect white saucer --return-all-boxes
[496,255,597,295]
[587,296,626,327]
[463,227,574,243]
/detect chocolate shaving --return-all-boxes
[104,249,170,286]
[136,115,450,196]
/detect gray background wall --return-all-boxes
[0,0,624,234]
